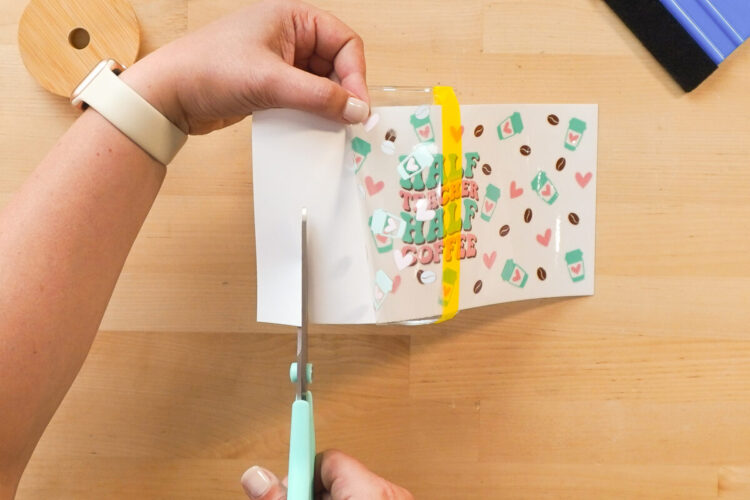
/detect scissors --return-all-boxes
[287,208,315,499]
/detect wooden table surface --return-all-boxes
[3,0,750,498]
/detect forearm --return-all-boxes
[0,63,170,492]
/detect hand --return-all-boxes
[241,449,413,500]
[121,0,369,135]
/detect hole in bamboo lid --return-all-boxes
[68,27,90,50]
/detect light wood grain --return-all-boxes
[5,0,750,498]
[17,0,140,96]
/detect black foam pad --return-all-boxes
[603,0,718,92]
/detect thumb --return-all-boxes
[241,466,286,500]
[268,64,369,124]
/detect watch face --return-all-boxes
[70,59,124,108]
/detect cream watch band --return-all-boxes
[71,59,187,165]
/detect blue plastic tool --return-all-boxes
[659,0,750,64]
[604,0,750,91]
[287,209,315,500]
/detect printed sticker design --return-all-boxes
[368,216,393,253]
[575,172,592,188]
[370,209,406,240]
[530,171,559,205]
[364,176,384,196]
[501,258,528,288]
[394,248,416,270]
[564,118,586,151]
[439,268,458,306]
[382,129,397,155]
[480,183,501,221]
[340,103,597,325]
[565,249,585,282]
[351,137,371,173]
[373,270,394,309]
[497,112,524,140]
[410,105,435,142]
[396,142,436,180]
[483,251,497,269]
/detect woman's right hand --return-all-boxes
[241,449,414,499]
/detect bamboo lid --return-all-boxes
[18,0,140,98]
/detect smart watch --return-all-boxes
[71,59,187,165]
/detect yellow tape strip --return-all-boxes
[433,86,461,323]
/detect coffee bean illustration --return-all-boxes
[537,267,547,280]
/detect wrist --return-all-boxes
[119,54,190,135]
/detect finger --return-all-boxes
[241,466,287,500]
[290,3,369,105]
[308,54,334,77]
[314,449,380,493]
[268,63,369,123]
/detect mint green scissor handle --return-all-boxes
[288,364,315,500]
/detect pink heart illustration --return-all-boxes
[364,176,384,196]
[568,132,580,144]
[541,183,552,197]
[575,172,592,188]
[503,120,513,135]
[571,263,582,275]
[510,181,523,198]
[536,228,551,247]
[393,250,415,271]
[450,125,464,142]
[375,234,388,244]
[355,155,363,165]
[483,251,497,269]
[512,269,521,282]
[418,125,431,139]
[391,275,402,293]
[443,284,452,298]
[484,200,494,213]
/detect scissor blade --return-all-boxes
[296,209,308,400]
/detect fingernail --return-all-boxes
[241,466,271,498]
[343,97,369,124]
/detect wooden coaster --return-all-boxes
[18,0,141,98]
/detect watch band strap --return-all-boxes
[72,60,187,165]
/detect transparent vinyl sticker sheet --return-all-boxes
[252,104,597,326]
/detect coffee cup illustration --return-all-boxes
[497,112,524,140]
[410,105,435,142]
[501,258,528,288]
[530,171,559,205]
[370,208,406,240]
[351,137,371,173]
[396,142,436,180]
[373,270,394,310]
[368,216,394,253]
[564,118,586,151]
[565,249,585,282]
[480,183,501,222]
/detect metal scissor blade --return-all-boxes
[296,208,308,400]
